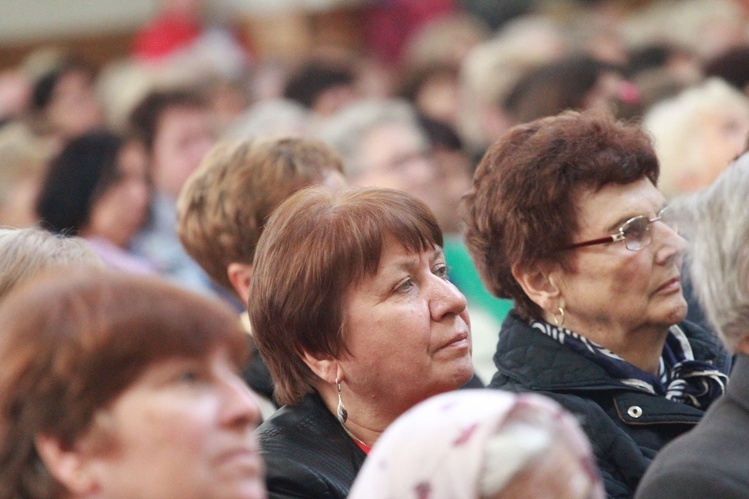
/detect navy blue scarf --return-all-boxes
[530,320,727,409]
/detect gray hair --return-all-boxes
[223,98,312,140]
[316,98,428,180]
[0,227,103,302]
[642,77,749,199]
[671,153,749,350]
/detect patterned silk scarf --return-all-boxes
[530,320,728,409]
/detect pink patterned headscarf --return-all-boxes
[348,389,603,499]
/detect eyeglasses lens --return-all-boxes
[622,216,650,251]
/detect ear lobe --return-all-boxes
[35,434,97,496]
[227,262,253,305]
[512,260,562,312]
[301,351,340,385]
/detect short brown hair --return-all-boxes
[249,187,442,406]
[462,110,659,320]
[177,136,344,293]
[0,268,248,498]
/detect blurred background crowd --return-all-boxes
[3,0,749,384]
[5,1,749,497]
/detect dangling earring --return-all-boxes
[553,306,566,328]
[336,379,348,425]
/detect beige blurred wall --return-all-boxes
[0,0,367,69]
[0,0,367,43]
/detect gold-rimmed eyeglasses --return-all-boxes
[562,207,677,252]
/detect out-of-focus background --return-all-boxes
[0,0,372,69]
[4,0,749,381]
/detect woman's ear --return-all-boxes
[35,434,97,496]
[512,260,563,312]
[301,351,340,384]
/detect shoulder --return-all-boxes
[636,457,747,499]
[637,396,749,498]
[256,394,366,499]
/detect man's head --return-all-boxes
[129,88,214,198]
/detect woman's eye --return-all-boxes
[395,278,414,293]
[433,264,449,279]
[177,369,202,384]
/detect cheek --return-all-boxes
[566,255,643,300]
[115,400,212,461]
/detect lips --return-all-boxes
[655,276,681,294]
[437,330,470,351]
[217,446,263,471]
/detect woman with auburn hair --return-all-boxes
[461,110,731,498]
[0,268,266,499]
[249,186,475,498]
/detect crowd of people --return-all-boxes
[2,0,749,497]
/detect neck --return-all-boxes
[553,314,669,375]
[316,383,390,448]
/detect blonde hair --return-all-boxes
[643,78,749,199]
[0,227,102,301]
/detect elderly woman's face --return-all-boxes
[340,233,473,413]
[74,347,265,498]
[557,177,687,336]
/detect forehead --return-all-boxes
[575,177,664,235]
[378,231,437,263]
[359,122,426,164]
[157,106,208,134]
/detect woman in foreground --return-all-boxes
[249,186,474,498]
[0,268,266,499]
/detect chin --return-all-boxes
[657,297,689,326]
[451,360,476,387]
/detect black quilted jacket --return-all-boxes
[489,311,731,499]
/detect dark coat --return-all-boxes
[488,311,731,498]
[635,354,749,499]
[256,392,366,499]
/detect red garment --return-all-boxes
[353,438,372,455]
[132,13,203,61]
[364,0,457,65]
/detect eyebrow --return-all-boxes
[391,246,444,272]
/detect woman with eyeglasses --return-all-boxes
[462,110,731,498]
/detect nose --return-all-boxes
[653,220,685,265]
[429,274,468,321]
[219,372,263,430]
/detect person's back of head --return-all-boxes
[348,389,604,499]
[0,226,102,302]
[176,135,344,299]
[671,152,749,355]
